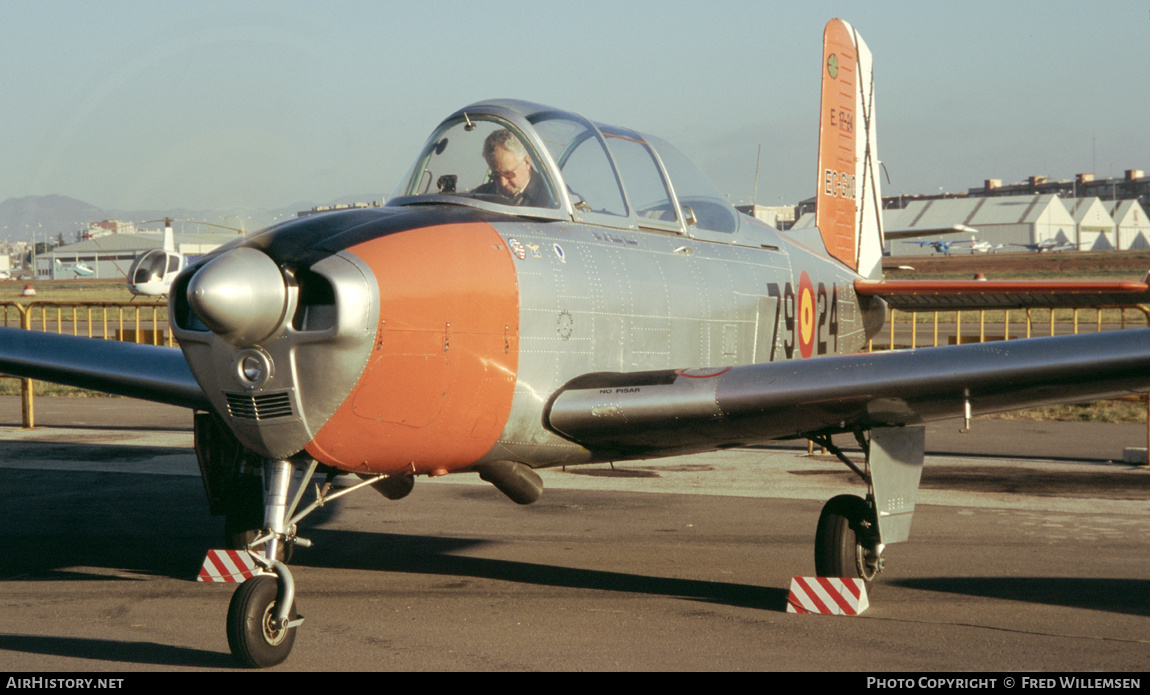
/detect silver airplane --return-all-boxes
[900,238,971,255]
[4,19,1150,667]
[53,259,95,277]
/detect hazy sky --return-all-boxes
[4,0,1148,211]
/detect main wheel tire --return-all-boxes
[814,494,877,585]
[226,575,298,668]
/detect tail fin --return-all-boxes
[162,217,175,252]
[816,18,883,280]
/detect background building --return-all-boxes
[37,231,227,280]
[882,195,1077,255]
[1105,200,1150,249]
[968,170,1149,212]
[1063,197,1116,250]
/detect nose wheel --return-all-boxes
[226,573,300,667]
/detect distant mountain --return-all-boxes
[0,195,103,243]
[0,193,386,244]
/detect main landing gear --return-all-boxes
[808,426,926,586]
[222,456,403,668]
[814,494,882,585]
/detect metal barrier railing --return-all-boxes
[1,301,171,427]
[868,306,1150,351]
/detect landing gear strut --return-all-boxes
[222,456,403,667]
[808,426,925,585]
[226,458,304,668]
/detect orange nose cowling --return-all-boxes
[305,222,519,475]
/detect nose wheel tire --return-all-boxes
[226,575,298,668]
[814,494,881,587]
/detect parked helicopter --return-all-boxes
[127,218,186,296]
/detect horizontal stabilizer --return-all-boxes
[856,276,1150,310]
[0,328,210,410]
[886,225,977,240]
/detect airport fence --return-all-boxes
[868,305,1150,351]
[865,304,1150,461]
[1,300,171,428]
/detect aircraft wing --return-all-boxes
[543,329,1150,459]
[0,327,210,410]
[885,225,977,240]
[855,277,1150,310]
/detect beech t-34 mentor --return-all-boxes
[4,19,1150,667]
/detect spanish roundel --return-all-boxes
[798,271,816,359]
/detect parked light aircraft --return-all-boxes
[900,238,972,255]
[1012,239,1080,252]
[967,238,1003,254]
[127,218,187,297]
[4,19,1150,667]
[53,259,95,277]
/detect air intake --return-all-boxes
[224,390,296,420]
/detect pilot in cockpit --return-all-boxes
[472,129,550,207]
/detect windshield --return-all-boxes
[646,134,740,235]
[389,115,559,210]
[133,250,167,283]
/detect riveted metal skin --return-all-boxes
[475,217,873,470]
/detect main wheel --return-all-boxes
[814,494,879,585]
[226,575,298,667]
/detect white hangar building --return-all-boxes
[1062,197,1116,251]
[1105,200,1150,250]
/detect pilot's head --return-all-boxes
[483,129,532,197]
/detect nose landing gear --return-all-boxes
[221,456,401,667]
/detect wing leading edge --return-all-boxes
[0,327,210,410]
[544,329,1150,459]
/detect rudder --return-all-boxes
[816,18,883,280]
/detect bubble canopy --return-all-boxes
[388,99,740,236]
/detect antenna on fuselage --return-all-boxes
[753,144,761,208]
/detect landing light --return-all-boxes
[236,349,273,389]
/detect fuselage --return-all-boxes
[171,204,879,475]
[168,98,886,477]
